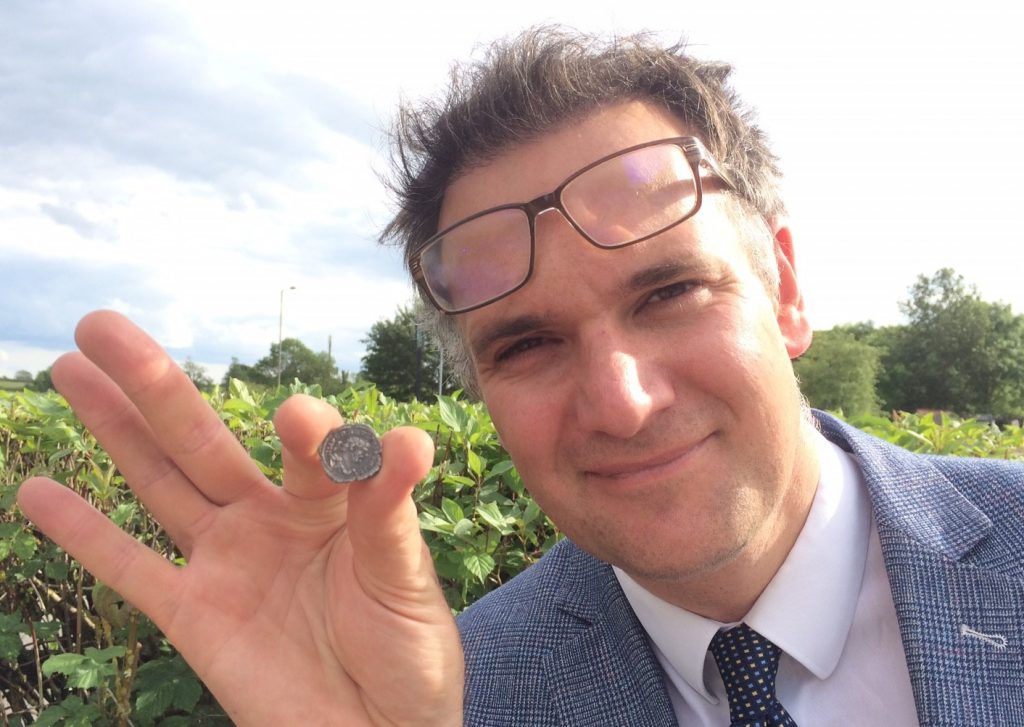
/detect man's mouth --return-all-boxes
[583,433,714,482]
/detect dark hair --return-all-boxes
[381,26,784,391]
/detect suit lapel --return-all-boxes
[541,550,678,726]
[816,413,1024,723]
[877,523,1024,723]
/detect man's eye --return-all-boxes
[647,280,699,304]
[496,337,545,362]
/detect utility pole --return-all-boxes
[327,334,332,391]
[414,324,423,401]
[277,285,296,388]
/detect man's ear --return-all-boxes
[769,217,812,359]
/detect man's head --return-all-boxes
[382,27,786,392]
[383,28,818,616]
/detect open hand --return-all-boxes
[17,311,464,725]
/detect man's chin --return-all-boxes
[589,534,748,588]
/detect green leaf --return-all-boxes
[477,483,499,500]
[45,559,71,580]
[0,623,24,661]
[42,652,88,677]
[67,662,113,689]
[0,612,26,633]
[522,498,542,526]
[35,695,104,727]
[228,378,256,406]
[437,396,463,433]
[221,397,256,415]
[466,449,484,478]
[34,696,101,727]
[441,497,464,524]
[418,511,454,535]
[0,483,17,509]
[172,675,203,712]
[461,552,495,584]
[110,502,138,527]
[33,620,62,640]
[443,474,476,488]
[475,501,515,534]
[452,518,475,537]
[136,682,174,722]
[82,645,126,662]
[46,646,124,690]
[33,707,65,727]
[249,442,279,469]
[485,458,516,480]
[136,655,203,724]
[20,390,71,419]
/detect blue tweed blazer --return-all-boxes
[457,412,1024,725]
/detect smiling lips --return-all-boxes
[584,433,713,483]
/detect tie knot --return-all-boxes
[709,624,796,727]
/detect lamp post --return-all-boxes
[414,323,423,401]
[277,285,296,388]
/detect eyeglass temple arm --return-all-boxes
[682,139,735,190]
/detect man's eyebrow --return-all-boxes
[623,259,706,294]
[469,314,548,359]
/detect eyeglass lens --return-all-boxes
[420,141,699,313]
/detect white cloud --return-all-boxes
[1,0,1022,385]
[0,342,65,379]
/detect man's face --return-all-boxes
[439,102,815,602]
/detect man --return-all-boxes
[18,28,1024,726]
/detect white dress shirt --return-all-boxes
[614,432,920,726]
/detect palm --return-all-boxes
[17,312,463,726]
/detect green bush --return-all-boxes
[0,381,558,724]
[2,385,1021,724]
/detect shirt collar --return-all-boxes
[614,431,872,702]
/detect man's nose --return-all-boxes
[573,336,674,439]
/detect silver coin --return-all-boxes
[318,423,383,483]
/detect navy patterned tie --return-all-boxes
[709,624,798,727]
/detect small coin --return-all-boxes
[318,423,383,483]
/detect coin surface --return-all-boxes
[318,423,383,483]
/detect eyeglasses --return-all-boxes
[408,136,733,314]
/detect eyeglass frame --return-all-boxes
[407,135,735,314]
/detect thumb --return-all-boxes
[345,426,438,597]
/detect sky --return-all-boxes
[2,1,1022,381]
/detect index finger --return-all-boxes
[74,310,267,505]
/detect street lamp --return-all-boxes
[277,285,296,388]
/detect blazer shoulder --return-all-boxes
[455,540,673,726]
[456,540,614,727]
[815,410,1024,573]
[920,453,1024,566]
[457,537,603,642]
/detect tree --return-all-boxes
[32,367,53,392]
[878,269,1024,416]
[252,338,343,394]
[360,306,456,402]
[794,327,881,415]
[221,357,258,389]
[182,358,214,391]
[221,342,349,395]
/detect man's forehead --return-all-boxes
[437,101,695,228]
